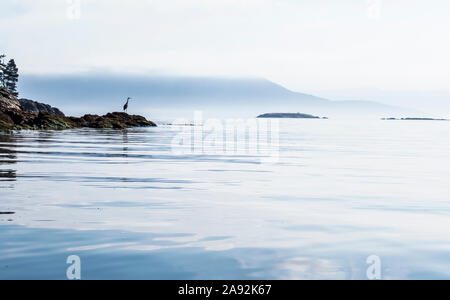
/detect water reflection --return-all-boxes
[0,134,17,184]
[0,169,16,181]
[36,131,56,146]
[122,130,129,158]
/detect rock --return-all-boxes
[19,99,65,117]
[0,120,15,131]
[401,117,449,121]
[33,111,73,130]
[0,88,157,131]
[0,111,14,124]
[104,112,157,128]
[0,111,17,131]
[68,116,88,127]
[257,113,323,119]
[382,117,449,121]
[0,87,21,113]
[0,87,23,131]
[70,112,157,129]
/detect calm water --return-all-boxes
[1,119,450,280]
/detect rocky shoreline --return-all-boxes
[0,87,157,131]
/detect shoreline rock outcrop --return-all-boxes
[18,98,65,117]
[69,112,157,129]
[0,87,157,131]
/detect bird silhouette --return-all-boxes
[123,97,131,113]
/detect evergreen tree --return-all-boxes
[0,54,6,88]
[5,59,19,97]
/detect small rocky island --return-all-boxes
[0,87,157,131]
[257,113,327,119]
[382,117,449,121]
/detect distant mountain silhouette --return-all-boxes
[19,73,408,119]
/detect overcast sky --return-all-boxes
[1,0,450,105]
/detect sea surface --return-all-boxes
[1,119,450,280]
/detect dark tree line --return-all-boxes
[0,54,19,97]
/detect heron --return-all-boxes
[123,97,131,113]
